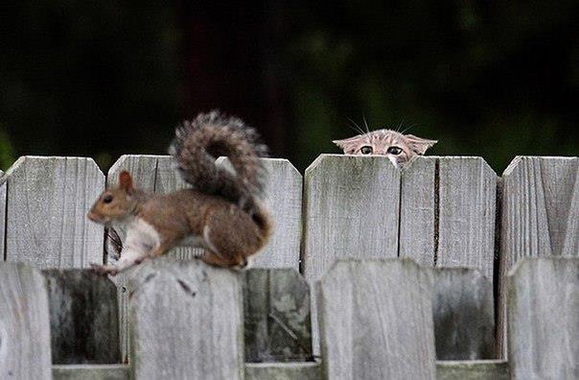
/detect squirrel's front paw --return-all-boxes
[90,263,119,276]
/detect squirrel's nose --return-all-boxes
[87,211,101,223]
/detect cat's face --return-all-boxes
[333,129,437,167]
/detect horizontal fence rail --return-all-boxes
[1,154,578,378]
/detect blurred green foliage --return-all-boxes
[0,1,577,174]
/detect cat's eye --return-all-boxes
[387,146,403,155]
[103,194,114,204]
[360,146,373,155]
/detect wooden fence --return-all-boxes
[0,154,578,379]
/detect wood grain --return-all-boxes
[498,156,578,357]
[244,269,312,362]
[436,360,509,380]
[52,364,129,380]
[129,257,244,379]
[399,156,436,266]
[43,269,120,364]
[245,362,321,380]
[4,156,104,268]
[507,257,579,379]
[437,157,497,281]
[0,263,52,379]
[252,159,302,269]
[317,259,436,380]
[432,268,494,360]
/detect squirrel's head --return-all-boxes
[87,171,139,225]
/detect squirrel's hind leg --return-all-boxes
[201,250,246,268]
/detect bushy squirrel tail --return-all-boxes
[169,110,271,231]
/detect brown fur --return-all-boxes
[333,129,437,167]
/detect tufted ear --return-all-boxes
[405,134,437,155]
[119,170,134,193]
[333,135,365,154]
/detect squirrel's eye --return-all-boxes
[360,146,373,155]
[103,195,114,204]
[387,146,403,155]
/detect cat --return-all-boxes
[333,129,437,167]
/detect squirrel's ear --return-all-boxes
[404,134,438,155]
[119,171,134,193]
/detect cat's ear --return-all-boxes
[333,136,363,154]
[405,134,438,155]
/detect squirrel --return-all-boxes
[87,111,273,276]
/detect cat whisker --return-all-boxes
[400,123,417,135]
[346,117,367,136]
[362,115,371,134]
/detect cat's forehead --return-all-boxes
[368,129,405,144]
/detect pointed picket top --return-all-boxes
[4,156,104,268]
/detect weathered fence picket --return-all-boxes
[0,263,52,379]
[436,157,496,280]
[3,157,104,268]
[432,268,495,360]
[43,270,120,364]
[398,156,436,266]
[302,155,400,353]
[507,257,579,379]
[317,259,437,380]
[129,257,244,379]
[498,156,579,356]
[399,156,497,280]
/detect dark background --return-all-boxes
[0,1,577,173]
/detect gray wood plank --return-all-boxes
[129,257,244,379]
[318,259,436,380]
[433,268,494,360]
[0,170,5,260]
[498,156,578,357]
[302,155,400,280]
[436,360,509,380]
[0,262,52,379]
[252,159,302,269]
[399,156,436,266]
[244,269,312,362]
[52,365,129,380]
[4,156,104,268]
[507,257,579,379]
[303,155,400,354]
[437,157,497,281]
[245,362,321,380]
[43,269,120,364]
[50,361,513,380]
